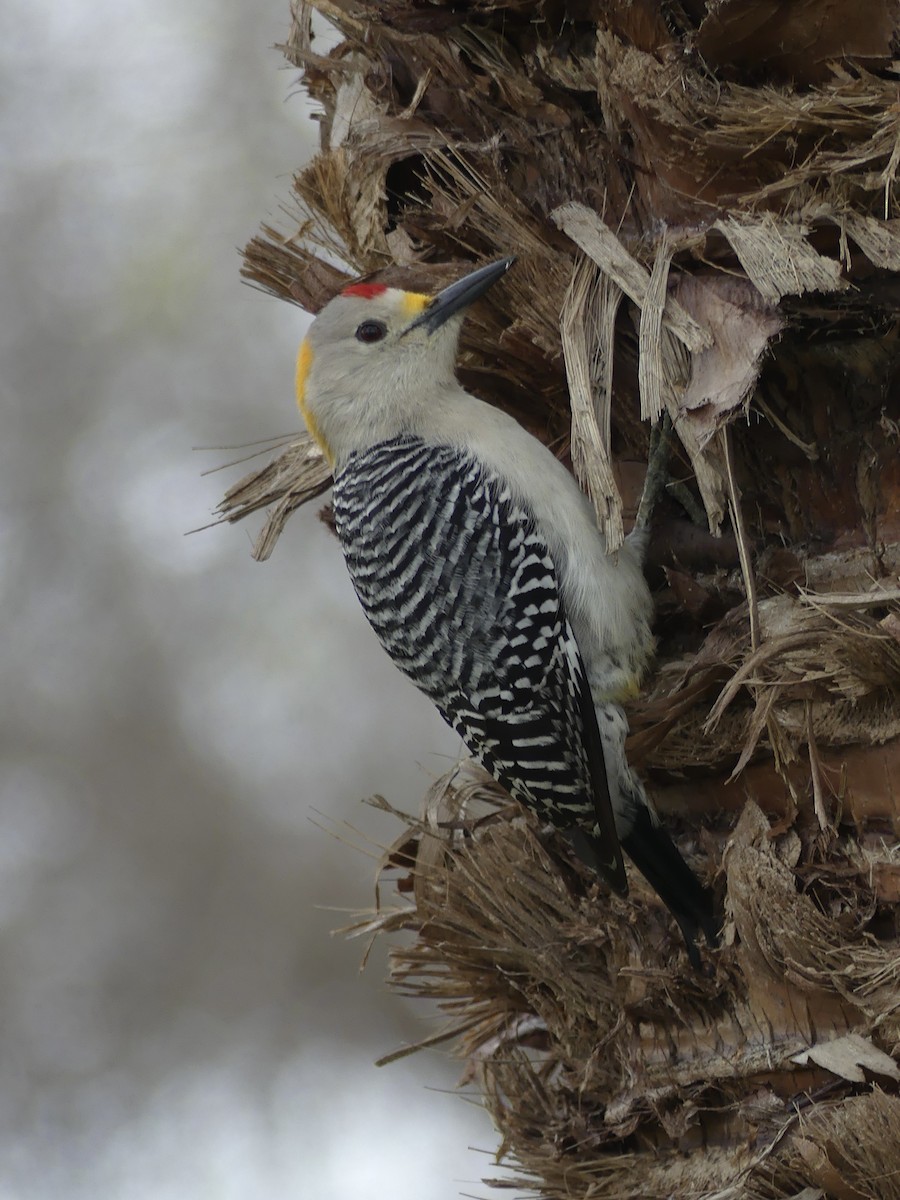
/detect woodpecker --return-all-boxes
[296,258,718,963]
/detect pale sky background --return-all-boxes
[0,2,509,1196]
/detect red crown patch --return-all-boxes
[342,282,388,300]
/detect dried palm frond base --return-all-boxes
[220,2,900,1194]
[345,771,900,1200]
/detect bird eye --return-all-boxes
[355,320,387,344]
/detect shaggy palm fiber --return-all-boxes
[220,3,900,1195]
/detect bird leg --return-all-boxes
[634,412,708,530]
[634,412,674,532]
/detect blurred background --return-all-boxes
[0,2,503,1195]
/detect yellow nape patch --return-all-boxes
[400,291,430,318]
[295,337,314,410]
[295,338,334,466]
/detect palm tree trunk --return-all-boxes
[230,3,900,1195]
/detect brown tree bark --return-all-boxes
[226,3,900,1195]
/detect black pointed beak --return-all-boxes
[406,257,516,334]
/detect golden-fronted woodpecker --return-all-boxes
[296,258,718,963]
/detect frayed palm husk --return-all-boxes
[222,4,900,1195]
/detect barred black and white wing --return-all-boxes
[332,435,627,893]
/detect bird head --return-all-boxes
[296,257,515,468]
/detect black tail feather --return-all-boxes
[620,804,720,969]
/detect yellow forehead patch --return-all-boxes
[295,338,334,466]
[400,291,430,318]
